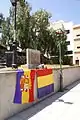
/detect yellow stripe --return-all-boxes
[22,70,31,104]
[38,74,54,88]
[22,91,29,104]
[24,69,31,77]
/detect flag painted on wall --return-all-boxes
[14,69,35,104]
[37,69,54,99]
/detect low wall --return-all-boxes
[0,66,80,120]
[63,67,80,87]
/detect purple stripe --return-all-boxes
[13,69,24,104]
[37,84,54,99]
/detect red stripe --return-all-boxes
[36,69,52,77]
[29,70,35,102]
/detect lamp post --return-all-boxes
[10,0,18,42]
[10,0,19,68]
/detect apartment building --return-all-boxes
[73,25,80,65]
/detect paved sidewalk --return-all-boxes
[7,80,80,120]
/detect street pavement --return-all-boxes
[7,80,80,120]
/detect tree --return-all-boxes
[16,0,32,49]
[0,13,5,34]
[0,13,4,27]
[31,9,52,54]
[1,17,11,45]
[0,14,10,45]
[49,28,67,64]
[4,0,32,49]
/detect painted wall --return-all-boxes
[0,66,80,120]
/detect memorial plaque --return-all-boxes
[26,49,40,68]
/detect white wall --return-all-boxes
[0,66,80,120]
[64,22,74,52]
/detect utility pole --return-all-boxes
[59,42,63,92]
[56,29,64,92]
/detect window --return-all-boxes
[65,30,70,34]
[76,34,80,37]
[77,46,80,49]
[75,60,79,65]
[74,39,80,41]
[66,41,70,45]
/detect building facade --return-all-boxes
[73,25,80,65]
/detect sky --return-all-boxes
[0,0,80,24]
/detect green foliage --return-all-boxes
[16,0,32,49]
[31,9,52,53]
[63,56,73,65]
[1,17,11,45]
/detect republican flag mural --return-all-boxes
[37,69,54,99]
[14,69,35,104]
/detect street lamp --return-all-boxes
[10,0,19,41]
[10,0,19,68]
